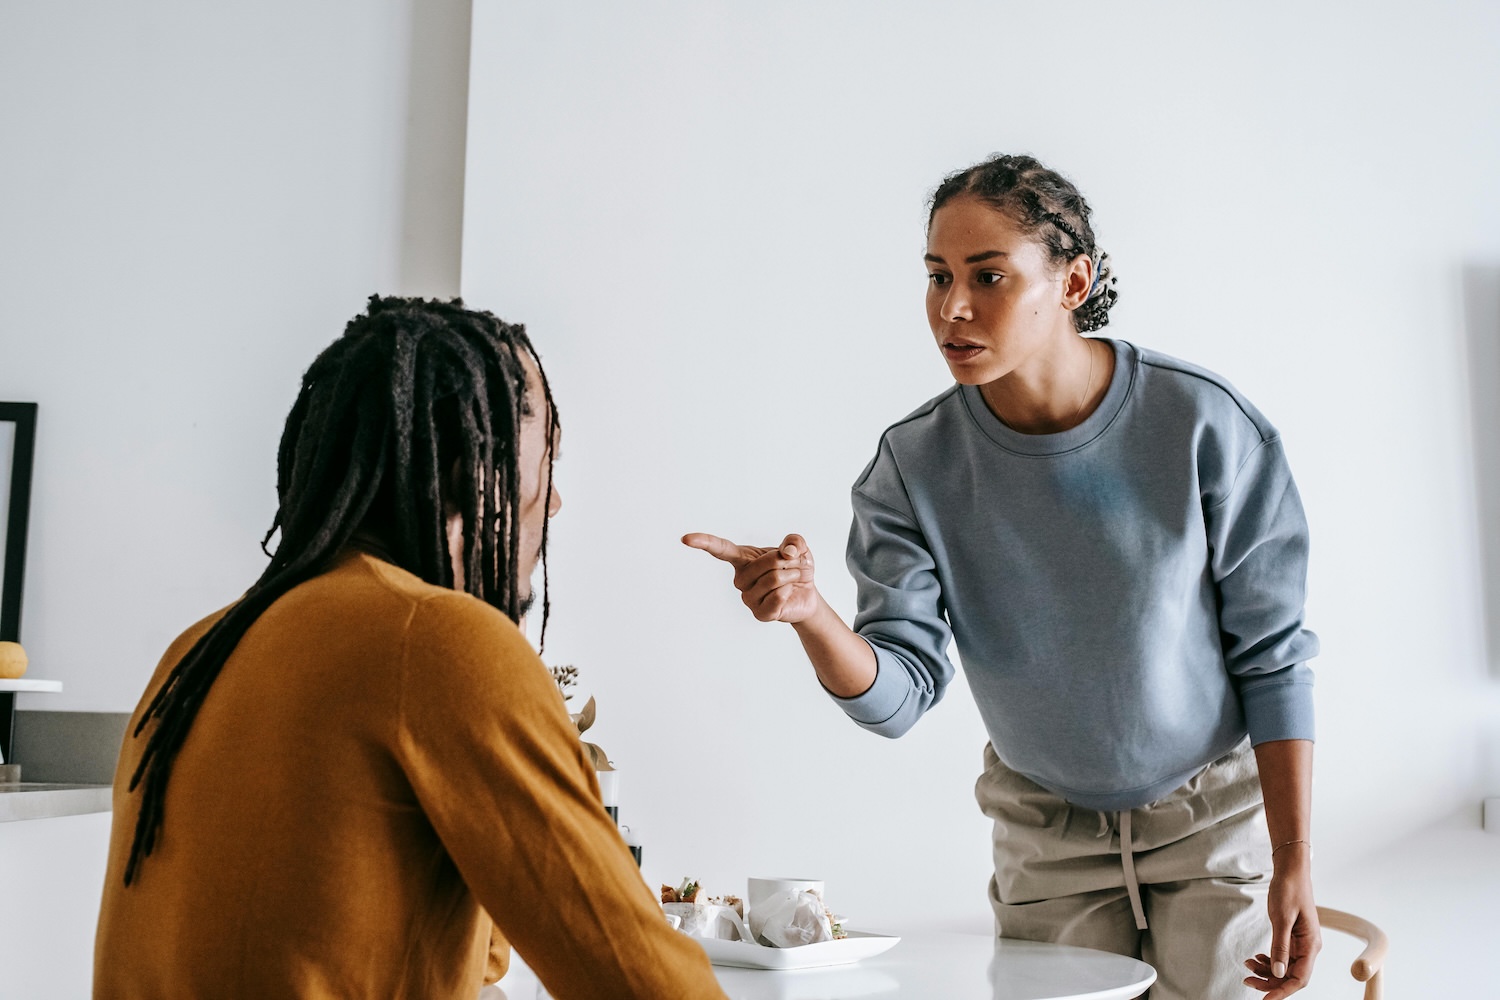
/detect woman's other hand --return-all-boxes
[1244,848,1320,998]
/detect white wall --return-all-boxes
[0,2,471,995]
[0,0,472,712]
[463,0,1500,988]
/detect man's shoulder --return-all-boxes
[346,553,526,647]
[315,553,552,719]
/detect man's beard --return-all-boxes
[517,590,536,620]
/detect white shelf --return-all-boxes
[0,679,63,693]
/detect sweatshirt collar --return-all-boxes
[958,338,1135,456]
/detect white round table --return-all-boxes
[488,928,1156,1000]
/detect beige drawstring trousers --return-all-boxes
[975,740,1272,1000]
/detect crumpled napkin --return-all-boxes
[663,902,753,942]
[748,890,834,948]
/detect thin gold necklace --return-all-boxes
[1071,339,1097,426]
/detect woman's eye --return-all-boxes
[978,272,1004,285]
[927,272,950,286]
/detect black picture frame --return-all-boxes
[0,403,37,769]
[0,402,37,645]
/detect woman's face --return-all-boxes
[924,195,1076,385]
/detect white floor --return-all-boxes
[1298,809,1500,998]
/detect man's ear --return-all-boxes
[441,457,466,518]
[445,510,468,593]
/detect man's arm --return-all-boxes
[399,596,728,1000]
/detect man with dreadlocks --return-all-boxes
[94,297,727,1000]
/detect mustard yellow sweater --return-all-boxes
[95,552,726,999]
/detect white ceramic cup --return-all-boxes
[746,877,825,914]
[746,878,830,945]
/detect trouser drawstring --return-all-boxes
[1119,809,1148,930]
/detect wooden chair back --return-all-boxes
[1316,906,1388,1000]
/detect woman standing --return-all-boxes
[687,154,1320,999]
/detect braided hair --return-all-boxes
[929,154,1120,332]
[122,295,559,885]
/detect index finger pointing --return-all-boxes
[682,532,753,566]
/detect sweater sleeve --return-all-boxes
[830,444,957,738]
[395,595,727,1000]
[1204,437,1319,745]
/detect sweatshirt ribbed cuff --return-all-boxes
[827,641,912,731]
[1241,671,1316,745]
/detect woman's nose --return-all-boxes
[942,287,972,322]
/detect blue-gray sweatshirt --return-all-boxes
[833,338,1317,811]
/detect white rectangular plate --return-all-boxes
[699,930,900,971]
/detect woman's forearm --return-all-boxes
[1252,737,1321,989]
[1254,738,1314,862]
[790,594,878,698]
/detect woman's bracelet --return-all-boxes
[1272,839,1312,856]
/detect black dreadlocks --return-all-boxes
[122,295,559,885]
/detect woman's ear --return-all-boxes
[1060,255,1095,311]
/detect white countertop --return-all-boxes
[487,927,1155,1000]
[0,782,112,823]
